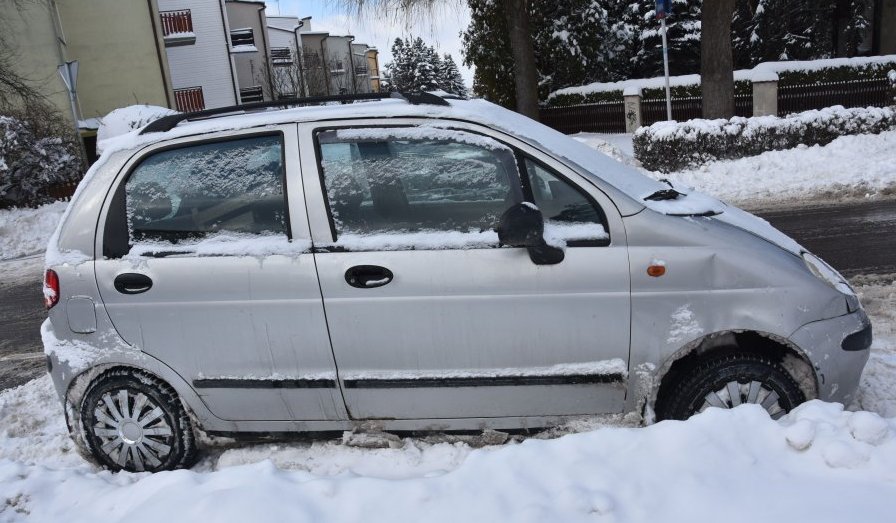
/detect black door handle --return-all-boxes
[345,265,393,289]
[114,273,153,294]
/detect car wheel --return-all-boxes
[80,368,197,472]
[657,353,805,421]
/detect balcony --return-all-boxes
[160,10,195,47]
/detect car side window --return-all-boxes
[522,157,609,245]
[124,135,286,242]
[316,127,524,250]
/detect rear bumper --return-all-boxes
[789,309,871,406]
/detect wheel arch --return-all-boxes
[648,329,819,419]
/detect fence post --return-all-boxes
[623,87,642,133]
[752,74,779,117]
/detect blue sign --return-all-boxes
[656,0,672,19]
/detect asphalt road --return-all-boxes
[0,199,894,390]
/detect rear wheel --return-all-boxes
[79,369,197,472]
[656,353,805,421]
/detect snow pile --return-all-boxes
[0,201,67,260]
[658,130,896,205]
[633,105,896,172]
[96,105,178,154]
[1,384,895,521]
[856,278,896,417]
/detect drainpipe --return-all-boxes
[218,0,240,105]
[320,36,330,96]
[255,4,272,100]
[347,36,357,94]
[294,20,306,97]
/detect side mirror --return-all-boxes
[496,203,564,265]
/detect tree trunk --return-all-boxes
[503,0,540,121]
[701,0,736,119]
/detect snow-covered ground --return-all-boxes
[572,130,896,208]
[0,202,67,261]
[0,127,895,522]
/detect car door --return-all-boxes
[94,126,346,422]
[299,119,631,420]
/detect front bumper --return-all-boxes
[789,309,872,406]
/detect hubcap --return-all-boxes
[92,389,174,471]
[698,380,786,419]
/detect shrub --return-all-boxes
[633,105,896,173]
[0,112,82,207]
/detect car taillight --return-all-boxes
[44,269,59,309]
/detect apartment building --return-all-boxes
[157,0,239,110]
[5,0,174,158]
[224,0,272,103]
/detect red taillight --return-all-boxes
[44,269,59,309]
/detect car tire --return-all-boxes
[79,368,198,472]
[656,353,805,422]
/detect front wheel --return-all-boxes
[79,369,197,472]
[656,353,806,421]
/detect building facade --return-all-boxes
[5,0,174,158]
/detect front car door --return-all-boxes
[299,119,631,421]
[94,126,345,422]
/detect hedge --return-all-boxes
[633,105,896,173]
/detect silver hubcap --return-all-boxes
[698,380,787,420]
[92,389,174,471]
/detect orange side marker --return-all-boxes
[647,264,666,277]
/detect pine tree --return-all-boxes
[440,54,468,96]
[384,37,442,92]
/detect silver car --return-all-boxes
[43,93,871,473]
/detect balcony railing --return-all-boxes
[160,9,193,36]
[173,86,204,112]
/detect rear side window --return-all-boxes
[316,127,523,250]
[104,135,288,258]
[126,135,285,241]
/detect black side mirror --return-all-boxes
[496,203,564,265]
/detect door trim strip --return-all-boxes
[193,378,337,389]
[342,373,626,389]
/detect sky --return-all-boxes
[263,1,475,86]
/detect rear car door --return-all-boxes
[94,127,346,422]
[299,120,631,421]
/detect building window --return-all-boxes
[173,86,205,112]
[230,28,255,47]
[159,9,195,46]
[271,47,292,65]
[240,86,264,103]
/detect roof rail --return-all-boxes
[140,91,452,135]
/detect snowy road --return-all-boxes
[757,199,896,276]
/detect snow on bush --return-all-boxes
[0,115,82,207]
[634,105,896,172]
[96,105,177,154]
[0,201,67,260]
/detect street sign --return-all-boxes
[656,0,672,20]
[57,61,79,93]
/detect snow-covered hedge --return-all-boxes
[0,115,82,207]
[633,105,896,173]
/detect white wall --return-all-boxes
[159,0,237,109]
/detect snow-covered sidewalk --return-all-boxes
[573,130,896,208]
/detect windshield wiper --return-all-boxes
[644,188,683,201]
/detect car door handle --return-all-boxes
[114,273,153,295]
[345,265,393,289]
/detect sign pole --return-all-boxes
[656,0,673,121]
[660,17,672,121]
